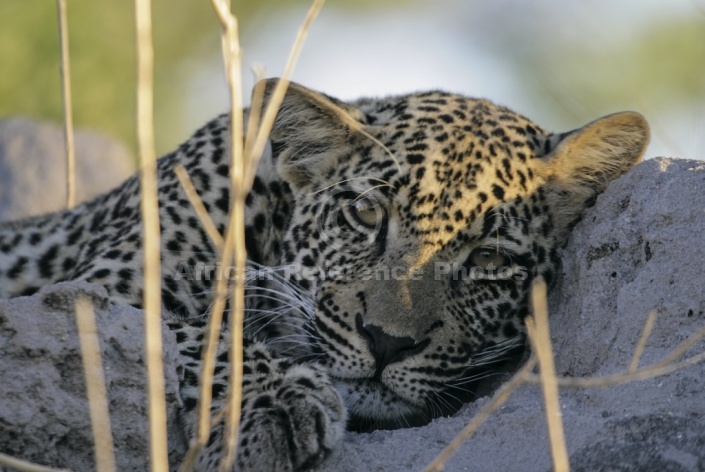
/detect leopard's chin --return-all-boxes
[332,377,434,432]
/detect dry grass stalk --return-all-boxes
[179,1,241,464]
[55,0,76,209]
[525,278,569,472]
[244,0,326,185]
[174,164,225,251]
[134,0,169,469]
[523,311,705,388]
[75,297,117,472]
[243,71,266,167]
[178,242,233,472]
[207,2,247,467]
[422,357,538,472]
[526,349,705,388]
[654,320,705,368]
[629,309,657,373]
[0,453,70,472]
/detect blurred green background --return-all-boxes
[1,0,703,160]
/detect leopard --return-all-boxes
[0,79,649,471]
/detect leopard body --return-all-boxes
[0,80,649,471]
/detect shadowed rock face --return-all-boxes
[1,157,704,471]
[0,118,134,222]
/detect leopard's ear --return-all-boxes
[537,111,650,236]
[256,79,366,190]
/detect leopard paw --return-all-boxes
[181,341,346,472]
[235,363,346,472]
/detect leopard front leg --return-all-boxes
[168,321,346,472]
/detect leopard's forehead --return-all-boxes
[316,91,550,248]
[352,91,547,186]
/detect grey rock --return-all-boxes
[571,415,705,472]
[0,117,134,222]
[40,280,111,312]
[0,281,187,471]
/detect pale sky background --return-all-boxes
[184,0,705,160]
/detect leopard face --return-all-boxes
[263,81,649,429]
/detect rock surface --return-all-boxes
[0,158,703,471]
[0,117,134,222]
[0,282,187,471]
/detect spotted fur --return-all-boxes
[0,80,649,470]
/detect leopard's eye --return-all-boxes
[350,197,384,228]
[468,247,509,271]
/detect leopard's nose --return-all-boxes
[355,314,429,378]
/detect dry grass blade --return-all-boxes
[222,218,246,472]
[525,278,569,472]
[134,0,169,469]
[522,311,705,389]
[629,309,657,373]
[243,71,266,166]
[245,0,326,186]
[55,0,76,209]
[174,164,225,252]
[0,453,71,472]
[178,7,242,469]
[208,1,246,469]
[422,357,537,472]
[173,162,228,459]
[654,320,705,369]
[178,246,233,472]
[526,349,705,388]
[75,297,117,472]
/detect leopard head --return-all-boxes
[261,80,649,430]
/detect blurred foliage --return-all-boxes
[1,1,207,156]
[511,16,705,124]
[0,0,404,157]
[3,0,699,158]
